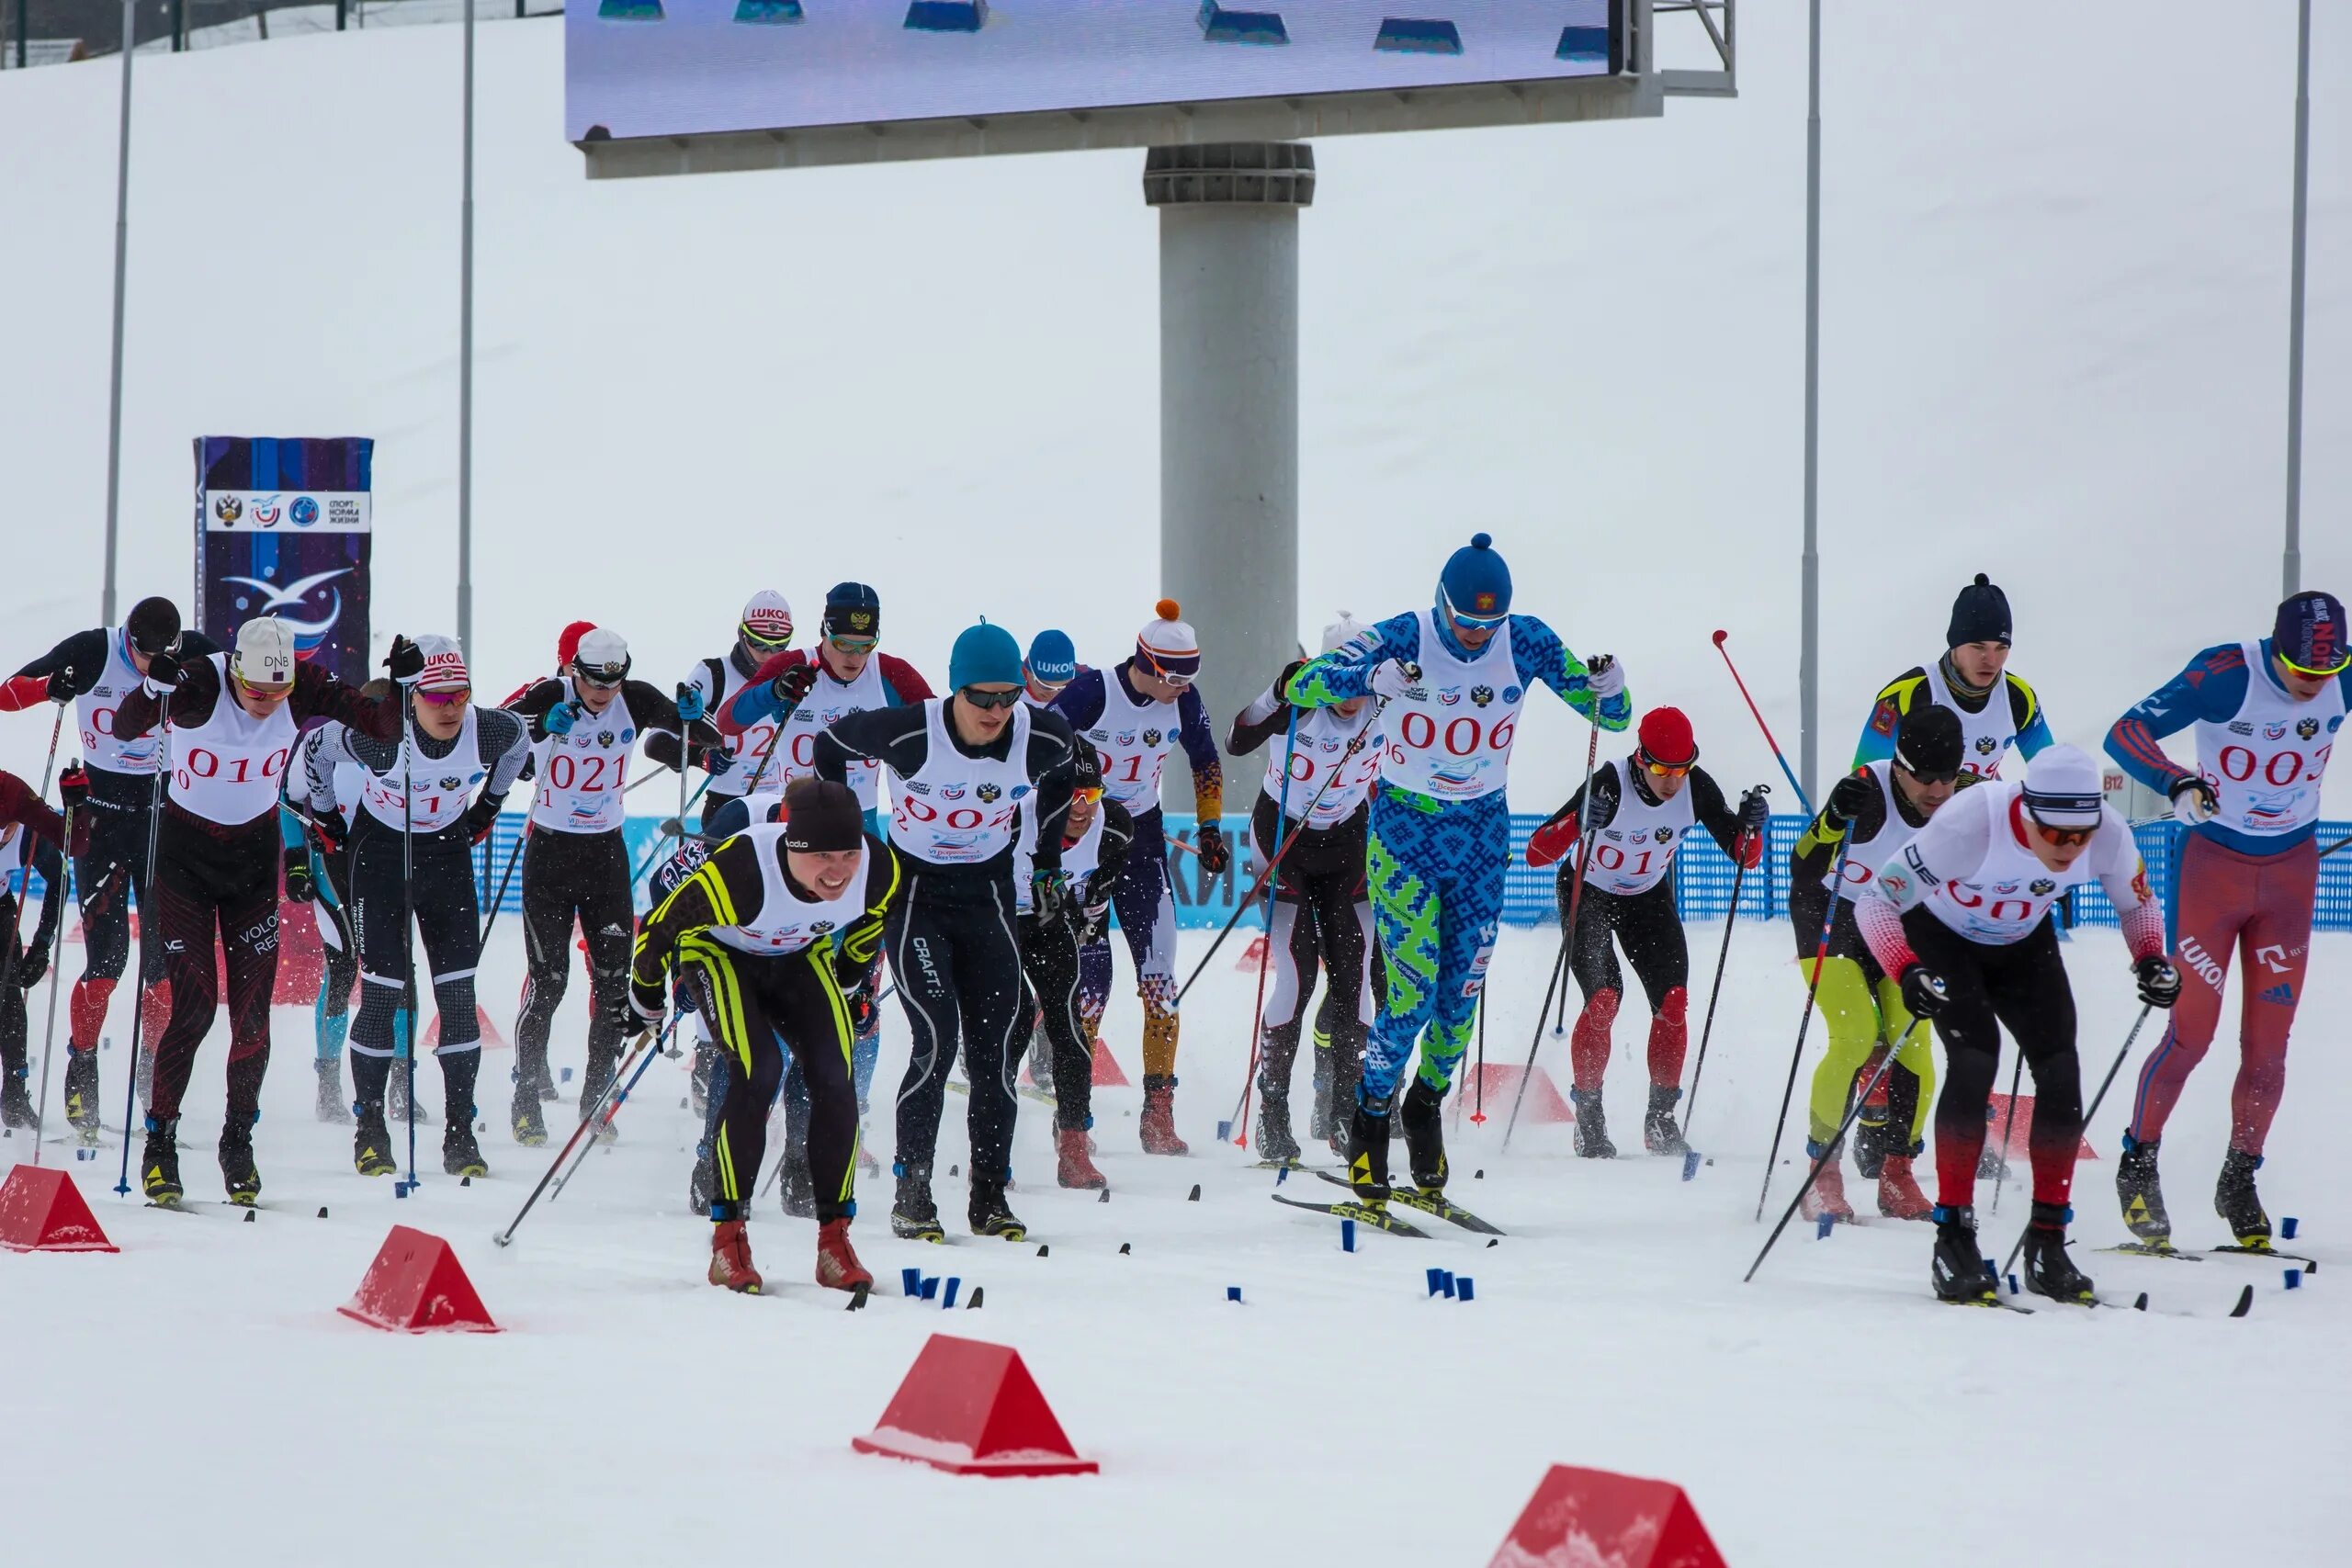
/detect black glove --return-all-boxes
[459,795,502,846]
[1825,770,1875,829]
[1899,964,1949,1020]
[772,663,818,709]
[610,982,657,1038]
[692,744,734,778]
[1031,870,1072,927]
[385,635,424,684]
[1195,822,1231,875]
[1737,786,1770,837]
[16,938,49,988]
[58,765,90,815]
[142,649,183,693]
[309,810,347,857]
[45,669,75,705]
[283,845,315,904]
[2135,953,2183,1010]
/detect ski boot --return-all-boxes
[63,1048,103,1139]
[689,1142,717,1215]
[814,1216,873,1293]
[0,1067,34,1131]
[1139,1074,1188,1156]
[353,1108,400,1178]
[510,1075,548,1146]
[1850,1047,1892,1179]
[889,1162,945,1242]
[968,1177,1027,1241]
[778,1148,816,1219]
[219,1125,262,1207]
[1347,1098,1393,1206]
[1643,1084,1689,1157]
[2214,1148,2271,1248]
[1398,1078,1448,1194]
[2020,1201,2096,1304]
[1309,1032,1336,1142]
[314,1058,352,1124]
[442,1122,489,1179]
[688,1039,717,1119]
[1255,1091,1302,1168]
[1055,1126,1108,1190]
[1929,1204,1996,1304]
[1877,1150,1933,1220]
[707,1217,763,1293]
[1570,1088,1616,1159]
[140,1116,184,1206]
[1799,1141,1856,1224]
[2115,1133,2171,1244]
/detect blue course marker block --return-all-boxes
[1216,1120,1233,1143]
[1455,1276,1475,1303]
[919,1275,940,1301]
[2006,1272,2021,1296]
[901,1266,922,1298]
[942,1276,961,1309]
[1555,24,1608,63]
[598,0,666,19]
[1226,1285,1243,1303]
[2285,1269,2301,1291]
[2281,1215,2299,1241]
[560,1067,574,1084]
[1425,1266,1446,1297]
[905,0,985,30]
[1681,1148,1702,1182]
[1200,3,1287,46]
[1815,1213,1835,1240]
[1374,17,1462,55]
[734,0,803,21]
[1340,1217,1356,1252]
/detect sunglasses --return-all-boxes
[1136,653,1194,688]
[1069,784,1104,806]
[234,674,291,704]
[960,687,1023,711]
[741,628,794,652]
[2029,820,2097,849]
[1899,765,1962,787]
[827,636,878,656]
[1641,757,1693,779]
[2281,651,2351,679]
[574,667,625,690]
[417,687,471,707]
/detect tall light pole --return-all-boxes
[2282,0,2311,598]
[457,0,478,654]
[1798,0,1822,806]
[100,0,137,627]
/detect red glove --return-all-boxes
[1525,813,1580,869]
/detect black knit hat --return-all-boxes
[1947,573,2011,649]
[1894,704,1964,778]
[126,596,182,656]
[782,777,864,853]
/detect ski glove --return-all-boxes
[460,795,503,846]
[1031,870,1072,927]
[1524,811,1580,870]
[2134,953,2183,1010]
[15,938,49,988]
[2169,775,2218,827]
[58,765,90,815]
[141,649,183,695]
[772,663,818,710]
[542,701,580,739]
[1585,655,1625,704]
[283,845,315,904]
[1737,786,1771,836]
[1898,964,1949,1020]
[45,668,75,705]
[675,682,706,725]
[385,635,424,685]
[1369,660,1420,702]
[1825,770,1875,830]
[1194,822,1231,875]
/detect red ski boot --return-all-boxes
[1799,1141,1856,1224]
[1139,1075,1189,1156]
[707,1218,763,1294]
[814,1217,873,1293]
[1055,1126,1108,1190]
[1877,1153,1932,1220]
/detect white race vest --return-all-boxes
[1580,760,1697,897]
[771,657,892,808]
[1905,780,2107,946]
[1261,702,1383,829]
[77,630,166,775]
[1827,762,1917,900]
[1379,609,1526,802]
[2194,640,2344,839]
[1083,672,1182,815]
[168,655,299,828]
[694,654,771,795]
[529,679,635,835]
[890,700,1034,867]
[709,824,868,957]
[356,708,485,835]
[1924,660,2019,779]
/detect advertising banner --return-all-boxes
[193,436,373,684]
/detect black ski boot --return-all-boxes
[64,1047,102,1139]
[2214,1148,2271,1247]
[890,1162,944,1242]
[1643,1083,1689,1157]
[1346,1097,1393,1205]
[779,1147,816,1219]
[2115,1133,2171,1243]
[314,1058,353,1125]
[1570,1088,1616,1159]
[1929,1204,1995,1304]
[1852,1110,1893,1181]
[2020,1201,2096,1305]
[1398,1078,1448,1192]
[438,1054,484,1177]
[1254,1091,1302,1168]
[441,1122,487,1179]
[968,1177,1027,1241]
[1309,1032,1336,1142]
[509,1080,547,1147]
[218,1125,262,1207]
[353,1108,399,1177]
[0,1066,34,1131]
[140,1115,184,1205]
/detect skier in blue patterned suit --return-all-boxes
[1283,534,1629,1210]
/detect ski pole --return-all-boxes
[1225,708,1300,1146]
[27,806,74,1166]
[1985,1051,2026,1216]
[114,718,169,1199]
[548,1012,677,1203]
[492,1021,661,1247]
[1681,836,1753,1135]
[1745,1018,1926,1282]
[1712,630,1812,817]
[1470,994,1487,1123]
[1998,1003,2156,1277]
[398,709,420,1195]
[476,825,526,950]
[1754,836,1851,1221]
[2320,830,2351,861]
[1503,717,1602,1152]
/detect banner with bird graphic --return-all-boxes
[192,435,374,684]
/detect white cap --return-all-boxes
[740,590,794,647]
[412,634,470,694]
[1320,611,1372,656]
[232,617,297,690]
[572,627,631,682]
[2020,744,2106,829]
[1136,597,1202,680]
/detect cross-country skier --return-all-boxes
[1047,599,1227,1154]
[649,589,796,818]
[2,598,218,1137]
[1226,613,1386,1165]
[1525,706,1767,1160]
[1854,572,2053,781]
[1024,629,1079,708]
[1857,745,2180,1305]
[112,618,413,1205]
[301,637,528,1179]
[631,777,898,1294]
[1782,705,1969,1222]
[2104,589,2350,1251]
[285,723,360,1122]
[819,622,1078,1243]
[506,627,719,1145]
[1283,534,1630,1214]
[0,768,85,1131]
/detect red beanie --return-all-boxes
[1637,706,1697,767]
[556,620,598,669]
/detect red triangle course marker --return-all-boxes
[1489,1463,1727,1568]
[853,1333,1098,1477]
[0,1165,119,1254]
[339,1224,501,1334]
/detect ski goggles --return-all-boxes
[416,686,471,707]
[572,663,627,690]
[1441,586,1510,629]
[2028,820,2097,848]
[825,634,878,657]
[1069,784,1104,806]
[959,686,1023,711]
[1134,648,1196,687]
[2280,648,2351,679]
[1638,752,1694,779]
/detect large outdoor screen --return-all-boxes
[567,2,1623,145]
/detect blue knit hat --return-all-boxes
[948,622,1023,691]
[1027,629,1078,685]
[1439,533,1511,626]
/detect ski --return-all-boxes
[2100,1241,2203,1261]
[1270,1191,1429,1237]
[2210,1244,2320,1272]
[1313,1168,1503,1235]
[1944,1294,2035,1314]
[2104,1241,2319,1273]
